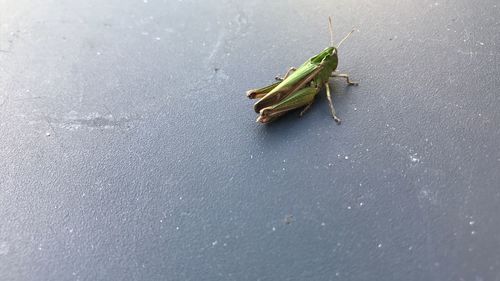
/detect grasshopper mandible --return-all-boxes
[247,17,358,124]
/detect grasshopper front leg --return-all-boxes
[325,82,341,124]
[275,67,297,81]
[330,73,358,86]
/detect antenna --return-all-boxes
[328,16,334,47]
[337,29,356,48]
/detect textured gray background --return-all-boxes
[1,0,499,280]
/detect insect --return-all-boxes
[247,17,358,124]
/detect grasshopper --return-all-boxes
[247,17,358,124]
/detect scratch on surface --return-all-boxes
[206,31,225,65]
[0,95,7,107]
[0,241,9,255]
[204,10,249,67]
[457,49,496,57]
[234,10,250,35]
[0,29,21,53]
[45,111,139,131]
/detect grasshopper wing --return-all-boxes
[256,86,319,123]
[253,62,323,113]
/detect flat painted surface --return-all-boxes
[1,0,499,280]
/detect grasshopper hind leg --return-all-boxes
[275,67,297,81]
[246,81,281,99]
[325,82,341,124]
[299,103,313,117]
[248,68,298,99]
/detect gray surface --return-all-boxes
[1,0,499,280]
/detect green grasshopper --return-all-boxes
[247,17,358,124]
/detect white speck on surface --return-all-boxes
[165,27,175,33]
[410,154,420,163]
[335,272,340,276]
[378,243,382,248]
[418,189,437,204]
[359,202,364,206]
[408,246,413,251]
[471,231,476,235]
[321,222,326,226]
[250,155,253,159]
[469,220,475,225]
[347,206,351,210]
[272,227,276,231]
[96,51,101,55]
[212,240,218,246]
[155,37,161,40]
[344,156,349,160]
[479,42,484,46]
[143,0,148,3]
[45,132,51,136]
[176,226,180,230]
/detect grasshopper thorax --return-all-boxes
[311,46,339,83]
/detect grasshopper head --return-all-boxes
[311,47,336,64]
[310,46,338,75]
